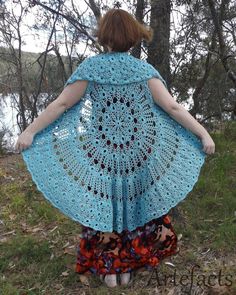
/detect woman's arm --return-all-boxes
[148,78,209,139]
[24,80,88,135]
[15,80,88,152]
[148,78,215,154]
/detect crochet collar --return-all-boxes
[64,51,168,87]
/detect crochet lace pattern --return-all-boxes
[22,51,206,233]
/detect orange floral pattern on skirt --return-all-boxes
[75,213,178,275]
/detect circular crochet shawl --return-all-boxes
[22,51,206,233]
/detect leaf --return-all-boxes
[164,262,176,267]
[64,247,75,255]
[50,253,54,260]
[167,289,175,295]
[177,233,182,241]
[49,225,58,233]
[0,237,9,243]
[201,248,211,255]
[31,227,43,233]
[61,271,69,277]
[9,214,16,220]
[62,241,70,248]
[79,275,89,286]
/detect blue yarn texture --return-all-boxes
[22,51,206,233]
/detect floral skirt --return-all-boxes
[75,213,178,275]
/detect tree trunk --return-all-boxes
[147,0,171,90]
[207,0,236,119]
[131,0,145,58]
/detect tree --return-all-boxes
[1,0,235,138]
[147,0,172,90]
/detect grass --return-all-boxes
[0,122,235,294]
[175,127,236,253]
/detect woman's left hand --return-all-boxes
[15,131,35,152]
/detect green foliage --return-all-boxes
[0,46,85,95]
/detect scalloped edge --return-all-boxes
[21,148,207,233]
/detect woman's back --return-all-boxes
[21,51,206,233]
[17,7,215,287]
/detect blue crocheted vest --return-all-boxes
[22,51,206,233]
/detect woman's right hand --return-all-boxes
[200,134,215,155]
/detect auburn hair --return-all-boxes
[95,8,153,52]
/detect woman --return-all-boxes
[15,8,215,288]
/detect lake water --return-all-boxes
[0,94,20,152]
[0,92,196,153]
